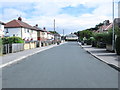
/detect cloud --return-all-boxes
[1,8,26,22]
[0,0,119,35]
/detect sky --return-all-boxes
[0,0,120,35]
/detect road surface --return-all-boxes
[2,42,118,88]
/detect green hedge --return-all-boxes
[93,33,107,48]
[2,37,24,45]
[116,36,120,55]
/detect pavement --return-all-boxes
[78,42,120,71]
[0,42,66,68]
[2,42,118,88]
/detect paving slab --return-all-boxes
[78,42,120,70]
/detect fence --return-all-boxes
[3,43,24,54]
[2,40,59,54]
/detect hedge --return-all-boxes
[116,36,120,55]
[2,37,24,45]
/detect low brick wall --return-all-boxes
[24,42,37,50]
[24,43,30,50]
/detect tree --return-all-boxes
[77,30,93,40]
[49,31,59,34]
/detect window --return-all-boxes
[6,29,9,33]
[42,32,45,35]
[27,29,29,33]
[24,29,26,33]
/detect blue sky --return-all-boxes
[0,0,119,35]
[61,5,95,16]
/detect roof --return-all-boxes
[105,23,112,31]
[0,21,5,25]
[47,32,51,34]
[33,26,45,32]
[5,19,35,30]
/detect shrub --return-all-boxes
[86,37,94,45]
[91,37,97,47]
[2,37,24,44]
[93,33,107,43]
[86,39,91,45]
[116,36,120,55]
[105,31,112,45]
[93,33,107,48]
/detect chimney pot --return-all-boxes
[36,24,38,27]
[43,27,46,30]
[18,17,22,21]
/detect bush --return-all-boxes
[93,33,107,48]
[93,33,107,43]
[86,39,91,45]
[2,37,24,44]
[90,37,97,47]
[116,36,120,55]
[105,31,112,45]
[86,37,94,45]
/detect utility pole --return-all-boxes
[63,29,64,37]
[63,29,65,41]
[112,0,115,51]
[54,19,56,43]
[118,1,120,18]
[54,19,55,32]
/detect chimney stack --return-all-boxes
[43,27,46,30]
[36,24,38,27]
[18,17,22,21]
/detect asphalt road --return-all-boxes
[2,42,118,88]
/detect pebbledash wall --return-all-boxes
[4,27,37,41]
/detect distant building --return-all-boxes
[4,17,37,41]
[47,32,54,41]
[54,33,61,41]
[42,27,48,41]
[65,33,78,41]
[0,21,5,38]
[95,18,120,33]
[34,24,46,41]
[118,1,120,18]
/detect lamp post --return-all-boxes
[112,0,115,51]
[63,29,65,42]
[54,19,56,43]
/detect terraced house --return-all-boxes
[4,17,37,41]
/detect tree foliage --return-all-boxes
[49,31,59,34]
[77,30,93,40]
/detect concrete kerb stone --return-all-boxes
[0,42,67,68]
[78,42,120,72]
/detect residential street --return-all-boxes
[2,42,118,88]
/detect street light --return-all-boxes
[112,0,115,51]
[54,19,56,44]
